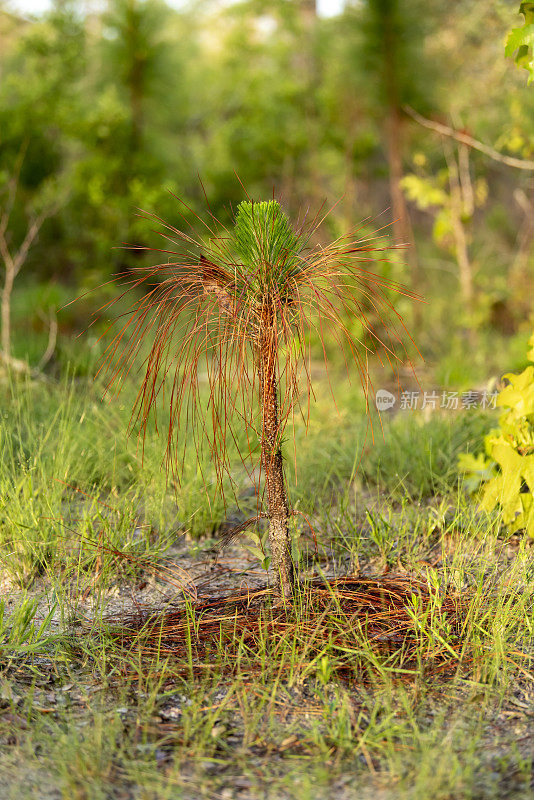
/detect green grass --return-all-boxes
[0,374,233,584]
[0,360,532,800]
[360,410,497,499]
[0,595,58,652]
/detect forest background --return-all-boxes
[1,0,533,385]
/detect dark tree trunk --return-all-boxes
[381,8,422,327]
[386,106,411,247]
[384,107,421,329]
[258,307,294,601]
[129,64,144,152]
[124,0,144,154]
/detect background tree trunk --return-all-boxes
[386,107,411,247]
[443,139,476,344]
[1,256,15,358]
[382,35,421,326]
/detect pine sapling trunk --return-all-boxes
[258,307,294,601]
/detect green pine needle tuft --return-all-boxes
[234,201,302,286]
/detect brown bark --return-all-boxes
[443,140,475,315]
[386,107,411,247]
[385,107,421,326]
[511,186,534,285]
[299,0,317,27]
[124,0,145,154]
[130,76,144,152]
[258,306,294,601]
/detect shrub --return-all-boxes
[458,332,534,536]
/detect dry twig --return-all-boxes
[404,105,534,171]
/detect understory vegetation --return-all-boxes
[0,361,533,800]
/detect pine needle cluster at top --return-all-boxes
[233,200,302,298]
[99,196,418,596]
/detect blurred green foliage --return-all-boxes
[0,0,532,373]
[506,1,534,83]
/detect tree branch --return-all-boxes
[404,105,534,171]
[0,145,26,240]
[12,209,49,276]
[37,310,58,370]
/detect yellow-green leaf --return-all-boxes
[498,367,534,416]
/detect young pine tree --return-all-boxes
[102,199,416,600]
